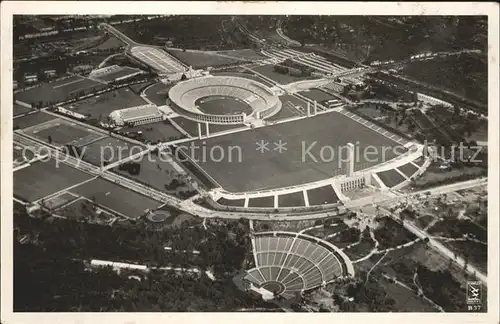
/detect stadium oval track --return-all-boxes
[168,76,281,124]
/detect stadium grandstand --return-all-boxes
[168,75,281,124]
[243,232,354,300]
[109,104,163,126]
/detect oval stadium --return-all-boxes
[243,232,354,300]
[168,75,281,124]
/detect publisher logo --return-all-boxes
[466,281,482,305]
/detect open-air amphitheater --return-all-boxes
[243,231,354,300]
[168,75,281,124]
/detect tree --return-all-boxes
[47,135,53,144]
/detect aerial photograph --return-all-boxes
[5,12,494,315]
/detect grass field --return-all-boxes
[143,82,170,106]
[14,159,93,202]
[377,169,407,188]
[267,95,306,121]
[211,71,275,87]
[251,64,317,85]
[166,49,245,69]
[95,67,143,83]
[70,177,163,218]
[81,137,147,166]
[121,120,183,143]
[298,89,337,103]
[183,111,401,192]
[196,96,253,115]
[397,162,419,178]
[248,196,274,208]
[215,49,266,60]
[171,117,245,136]
[25,119,106,147]
[14,103,33,116]
[66,87,147,120]
[111,154,185,193]
[13,112,56,130]
[44,192,78,210]
[217,197,245,207]
[307,185,340,206]
[14,75,107,106]
[278,191,305,207]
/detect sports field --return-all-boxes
[298,88,338,103]
[13,112,56,130]
[14,159,93,202]
[121,120,183,143]
[183,111,404,192]
[70,177,163,218]
[66,87,147,120]
[14,103,33,116]
[143,82,170,106]
[131,46,185,74]
[25,119,106,147]
[94,66,143,83]
[307,185,340,206]
[81,137,147,166]
[166,49,244,69]
[195,96,253,115]
[171,117,245,137]
[111,153,184,192]
[212,71,275,87]
[250,64,318,85]
[267,95,306,121]
[14,75,107,106]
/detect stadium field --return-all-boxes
[166,49,244,69]
[143,82,170,106]
[267,95,306,121]
[211,71,275,87]
[111,153,184,192]
[196,96,253,115]
[70,177,163,218]
[81,137,147,166]
[14,103,33,116]
[171,117,245,137]
[298,88,338,103]
[250,64,318,85]
[377,169,406,188]
[278,191,305,207]
[182,111,404,192]
[14,159,93,202]
[25,119,106,147]
[307,185,340,206]
[66,87,147,120]
[121,120,183,143]
[13,112,56,130]
[14,76,107,106]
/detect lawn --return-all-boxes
[14,103,33,116]
[298,89,337,103]
[26,119,105,147]
[70,177,163,219]
[13,112,56,130]
[307,185,340,206]
[183,111,402,192]
[120,120,184,143]
[277,191,305,207]
[14,159,93,202]
[251,64,317,85]
[67,87,147,120]
[170,117,245,137]
[143,82,170,106]
[376,169,407,188]
[81,137,147,166]
[166,49,245,69]
[248,196,275,208]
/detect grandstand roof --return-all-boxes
[110,104,162,124]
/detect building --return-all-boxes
[109,104,164,126]
[23,74,38,84]
[416,93,453,108]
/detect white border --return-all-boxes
[1,2,499,324]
